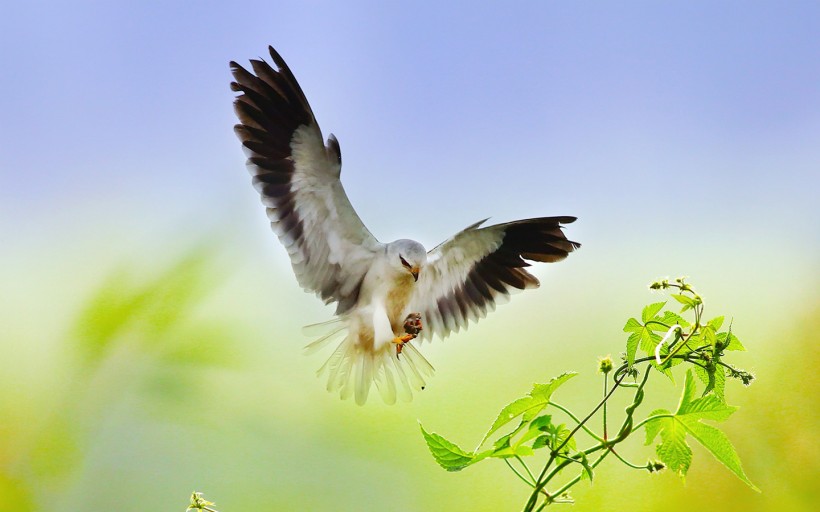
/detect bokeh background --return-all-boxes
[2,2,818,511]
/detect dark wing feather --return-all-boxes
[231,47,381,314]
[410,217,580,340]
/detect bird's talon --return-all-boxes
[392,333,416,357]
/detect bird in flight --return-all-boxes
[230,46,579,405]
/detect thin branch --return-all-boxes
[548,402,604,442]
[505,458,536,487]
[550,449,611,498]
[515,455,537,483]
[609,448,647,470]
[524,371,629,510]
[632,413,675,432]
[602,372,609,439]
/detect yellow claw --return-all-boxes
[392,333,416,357]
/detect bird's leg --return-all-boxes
[393,313,423,357]
[392,333,415,357]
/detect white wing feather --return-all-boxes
[231,47,382,314]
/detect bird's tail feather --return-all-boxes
[303,322,347,355]
[302,317,345,338]
[312,331,434,405]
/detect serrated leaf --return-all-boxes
[707,316,725,331]
[626,332,641,368]
[640,329,662,353]
[671,294,699,312]
[623,318,643,333]
[645,371,757,490]
[529,414,553,432]
[532,435,550,450]
[693,364,726,401]
[491,444,535,459]
[513,415,554,450]
[676,370,699,413]
[624,318,647,367]
[554,426,576,453]
[579,452,594,482]
[655,311,691,329]
[719,332,746,351]
[679,419,760,491]
[677,371,736,421]
[642,302,667,323]
[478,373,576,448]
[643,408,672,445]
[420,424,490,471]
[679,395,736,422]
[492,432,514,451]
[655,418,692,477]
[701,324,718,346]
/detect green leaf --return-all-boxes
[671,293,699,312]
[478,372,577,448]
[701,324,718,346]
[679,419,760,491]
[642,302,667,323]
[491,444,535,459]
[493,431,514,451]
[624,316,666,367]
[529,414,554,432]
[655,417,692,477]
[578,452,594,482]
[626,332,641,368]
[718,332,746,351]
[420,424,490,471]
[694,364,726,401]
[707,316,725,331]
[644,408,672,445]
[549,424,576,454]
[513,415,553,449]
[643,371,758,490]
[677,371,737,421]
[71,249,220,363]
[624,318,643,366]
[639,329,663,354]
[646,311,691,331]
[532,435,550,450]
[623,318,643,333]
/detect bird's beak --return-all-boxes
[410,266,420,282]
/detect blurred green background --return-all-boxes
[2,2,818,511]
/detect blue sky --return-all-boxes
[1,1,817,285]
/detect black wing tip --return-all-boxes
[268,45,285,65]
[229,44,317,139]
[514,215,578,226]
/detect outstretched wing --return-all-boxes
[231,47,381,314]
[409,217,580,340]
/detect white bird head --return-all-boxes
[387,239,427,282]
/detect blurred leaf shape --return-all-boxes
[1,243,240,511]
[71,248,221,365]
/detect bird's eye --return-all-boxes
[399,256,411,268]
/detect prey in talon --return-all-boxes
[394,313,423,357]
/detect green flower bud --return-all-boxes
[598,355,613,374]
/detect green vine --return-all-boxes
[420,277,758,510]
